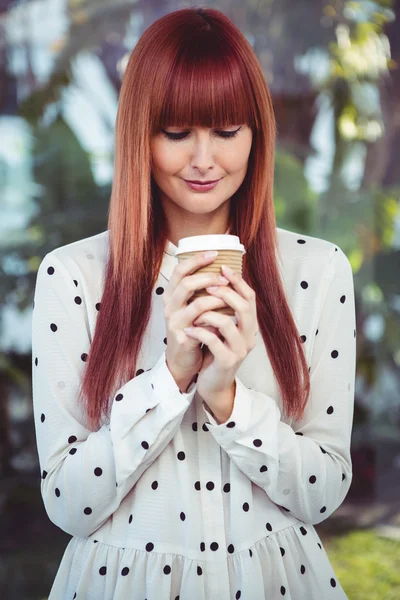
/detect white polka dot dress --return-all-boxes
[32,227,356,600]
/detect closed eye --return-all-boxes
[162,127,241,141]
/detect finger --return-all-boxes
[204,286,257,344]
[205,286,247,314]
[183,326,231,359]
[220,265,256,302]
[192,311,244,355]
[169,251,218,296]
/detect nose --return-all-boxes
[189,133,217,173]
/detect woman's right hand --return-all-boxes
[164,251,230,390]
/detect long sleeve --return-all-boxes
[32,251,197,538]
[202,246,356,525]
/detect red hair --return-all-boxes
[77,7,310,429]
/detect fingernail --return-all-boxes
[222,264,233,275]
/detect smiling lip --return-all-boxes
[185,179,220,184]
[183,179,221,192]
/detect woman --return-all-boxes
[32,7,356,600]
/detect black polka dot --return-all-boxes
[330,578,336,587]
[35,357,38,366]
[202,423,209,432]
[180,512,186,521]
[249,549,253,557]
[163,565,171,575]
[50,323,57,332]
[69,448,77,455]
[253,439,262,447]
[136,369,144,376]
[95,302,101,311]
[74,296,82,305]
[177,451,185,460]
[192,422,198,432]
[320,506,327,513]
[327,406,334,414]
[342,473,346,481]
[320,446,327,454]
[228,544,234,553]
[151,481,158,490]
[200,542,205,552]
[68,435,77,443]
[73,593,76,599]
[146,542,154,551]
[281,586,286,595]
[340,295,346,303]
[115,393,123,401]
[121,567,129,576]
[195,481,201,491]
[309,475,317,484]
[84,507,92,515]
[128,514,133,524]
[99,566,107,575]
[243,502,249,512]
[297,239,306,244]
[55,488,60,497]
[317,542,322,549]
[210,542,218,551]
[300,564,306,574]
[42,470,47,479]
[236,591,241,599]
[47,266,55,275]
[300,526,307,535]
[156,286,164,295]
[227,421,236,428]
[300,335,306,343]
[206,481,214,490]
[41,413,45,422]
[331,350,338,358]
[266,522,272,531]
[141,441,149,449]
[197,566,203,575]
[223,483,230,492]
[260,465,268,472]
[73,280,78,286]
[94,467,103,476]
[300,281,308,289]
[81,353,88,362]
[280,547,285,556]
[295,432,303,436]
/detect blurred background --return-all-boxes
[1,0,400,598]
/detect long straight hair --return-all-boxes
[77,7,310,430]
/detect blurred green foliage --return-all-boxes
[326,530,400,600]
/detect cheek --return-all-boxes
[152,142,183,175]
[223,140,252,172]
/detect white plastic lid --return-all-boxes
[174,234,245,256]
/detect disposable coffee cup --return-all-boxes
[174,234,246,318]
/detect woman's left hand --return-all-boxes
[184,264,259,402]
